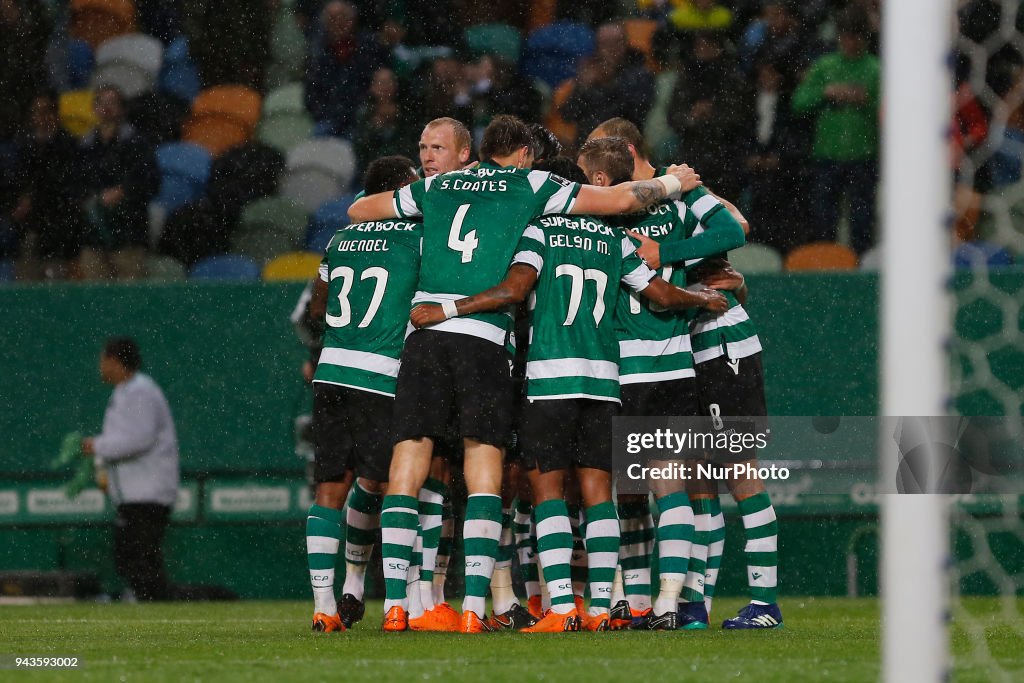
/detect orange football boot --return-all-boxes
[459,610,494,633]
[519,608,581,632]
[580,612,610,632]
[409,603,460,631]
[527,595,543,619]
[382,605,408,632]
[311,612,344,633]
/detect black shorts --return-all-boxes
[392,330,513,448]
[695,352,767,418]
[312,383,393,483]
[518,398,618,473]
[620,377,701,418]
[695,352,768,463]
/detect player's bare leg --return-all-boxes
[308,471,354,632]
[379,438,433,631]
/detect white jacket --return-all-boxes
[93,373,180,507]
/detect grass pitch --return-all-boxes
[2,597,1021,682]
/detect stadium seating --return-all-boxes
[859,246,881,271]
[784,242,859,271]
[159,36,201,103]
[306,195,356,251]
[182,86,262,157]
[92,32,164,100]
[953,240,1015,268]
[154,142,213,212]
[70,0,136,49]
[521,21,595,88]
[234,196,308,264]
[266,3,306,90]
[59,90,97,138]
[66,39,96,90]
[257,83,313,152]
[727,242,784,273]
[0,260,14,282]
[644,70,680,164]
[464,23,522,64]
[624,18,660,72]
[262,251,322,281]
[91,61,154,99]
[146,254,187,281]
[189,254,261,280]
[281,138,356,213]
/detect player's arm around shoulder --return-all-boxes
[410,264,540,329]
[570,164,701,216]
[347,191,400,223]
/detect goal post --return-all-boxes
[880,1,955,682]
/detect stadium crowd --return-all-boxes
[7,0,1012,283]
[1,0,1020,282]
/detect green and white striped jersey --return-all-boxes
[513,215,656,403]
[611,200,699,385]
[682,223,762,365]
[392,161,581,346]
[313,218,423,397]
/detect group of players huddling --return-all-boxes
[303,113,782,634]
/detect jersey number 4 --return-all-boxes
[447,204,479,263]
[556,264,608,326]
[326,266,388,328]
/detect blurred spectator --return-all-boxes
[668,30,754,200]
[669,0,733,33]
[0,0,51,141]
[418,56,473,124]
[353,67,418,173]
[191,0,271,91]
[741,0,816,82]
[792,9,880,254]
[745,61,812,253]
[79,86,159,280]
[559,22,655,147]
[467,55,543,132]
[304,0,389,137]
[11,91,85,279]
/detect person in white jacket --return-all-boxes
[82,337,179,601]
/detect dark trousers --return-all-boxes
[114,503,172,601]
[810,159,878,254]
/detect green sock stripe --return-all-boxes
[657,491,690,512]
[307,553,336,570]
[586,537,619,554]
[535,499,569,522]
[619,555,652,570]
[422,476,447,496]
[659,523,694,542]
[706,497,722,516]
[515,498,532,514]
[308,504,343,525]
[744,520,779,540]
[709,523,726,544]
[306,515,341,538]
[747,551,778,566]
[737,491,772,515]
[465,494,503,523]
[690,498,713,515]
[750,587,776,602]
[537,532,573,553]
[346,526,376,546]
[585,501,617,522]
[347,485,383,515]
[383,494,418,512]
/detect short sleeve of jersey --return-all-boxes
[511,223,546,274]
[620,235,656,292]
[527,170,582,216]
[393,177,433,218]
[318,245,329,282]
